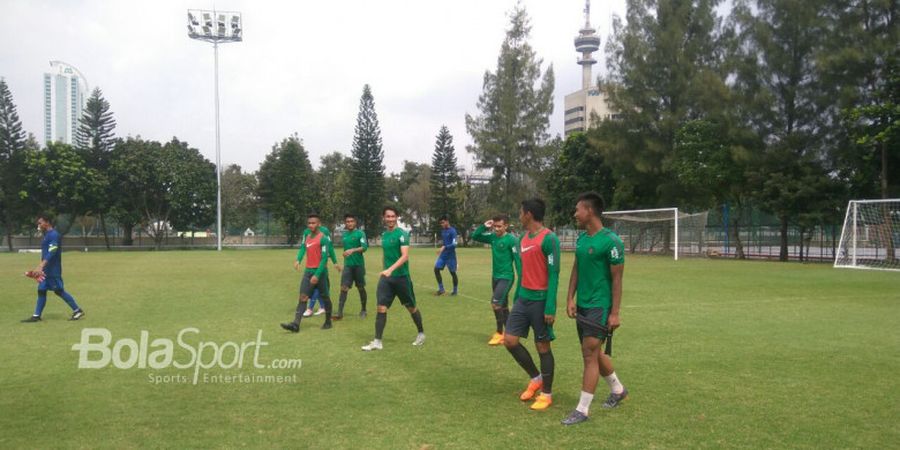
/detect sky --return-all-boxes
[1,0,627,174]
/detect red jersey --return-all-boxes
[305,232,324,269]
[520,228,550,290]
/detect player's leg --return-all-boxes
[355,266,368,318]
[489,279,504,344]
[448,256,458,295]
[22,288,48,322]
[434,256,446,295]
[336,266,353,319]
[362,276,394,351]
[398,277,425,346]
[318,273,333,329]
[530,301,555,410]
[598,351,627,408]
[504,299,542,400]
[562,315,602,425]
[304,288,318,317]
[282,272,312,332]
[47,278,83,320]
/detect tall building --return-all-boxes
[564,1,614,137]
[43,61,88,145]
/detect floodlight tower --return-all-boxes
[574,0,600,90]
[187,9,243,251]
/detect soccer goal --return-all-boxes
[601,208,709,260]
[834,199,900,271]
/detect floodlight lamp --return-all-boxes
[188,12,198,26]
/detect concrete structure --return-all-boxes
[564,1,614,137]
[43,61,88,145]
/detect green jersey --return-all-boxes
[302,226,337,264]
[381,227,410,277]
[472,224,519,280]
[575,228,624,309]
[342,228,368,267]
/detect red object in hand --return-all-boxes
[24,271,46,283]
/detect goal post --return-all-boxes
[834,199,900,271]
[600,207,710,260]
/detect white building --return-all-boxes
[564,1,615,137]
[43,61,88,145]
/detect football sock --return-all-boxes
[493,309,504,333]
[338,290,348,315]
[507,343,540,379]
[410,310,424,333]
[375,312,387,339]
[576,391,594,415]
[322,298,333,324]
[359,288,367,311]
[55,290,80,311]
[34,291,48,317]
[501,307,510,330]
[539,350,554,394]
[604,372,624,394]
[293,300,308,325]
[434,268,443,288]
[450,271,458,291]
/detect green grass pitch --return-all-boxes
[1,248,898,449]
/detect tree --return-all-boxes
[546,133,614,227]
[429,126,460,233]
[0,78,29,250]
[465,5,554,215]
[453,180,491,246]
[402,163,432,232]
[257,134,315,245]
[729,0,833,260]
[600,0,728,209]
[106,138,145,245]
[166,138,216,239]
[76,87,117,248]
[315,152,352,229]
[23,142,104,235]
[222,164,259,237]
[349,84,386,238]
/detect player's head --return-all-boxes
[344,213,357,230]
[439,215,450,229]
[307,213,320,232]
[575,191,605,227]
[519,198,546,226]
[382,206,399,229]
[492,214,509,235]
[36,213,53,232]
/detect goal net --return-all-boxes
[834,199,900,271]
[601,208,709,260]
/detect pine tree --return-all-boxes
[465,5,554,215]
[429,126,460,234]
[349,84,386,238]
[0,79,28,251]
[76,87,117,248]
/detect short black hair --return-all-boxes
[577,192,605,217]
[307,213,320,220]
[521,198,546,222]
[344,213,357,220]
[439,215,449,222]
[492,214,509,223]
[36,213,53,224]
[382,206,399,216]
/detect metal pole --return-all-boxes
[674,208,679,261]
[214,40,222,251]
[851,201,857,266]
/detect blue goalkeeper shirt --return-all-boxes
[42,229,62,278]
[440,226,458,257]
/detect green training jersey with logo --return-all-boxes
[342,229,368,267]
[303,226,337,264]
[381,227,410,277]
[472,224,519,280]
[575,228,624,309]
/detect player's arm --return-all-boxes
[512,236,523,300]
[446,228,458,249]
[328,236,338,264]
[566,257,578,318]
[37,239,59,273]
[543,234,561,321]
[359,233,369,252]
[471,223,494,244]
[295,235,307,270]
[315,237,331,278]
[608,240,625,331]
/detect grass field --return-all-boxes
[1,247,898,449]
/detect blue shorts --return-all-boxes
[435,253,457,272]
[38,277,64,292]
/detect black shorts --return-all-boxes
[576,306,609,343]
[376,275,416,308]
[299,270,330,300]
[491,278,513,307]
[341,265,366,288]
[506,298,555,342]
